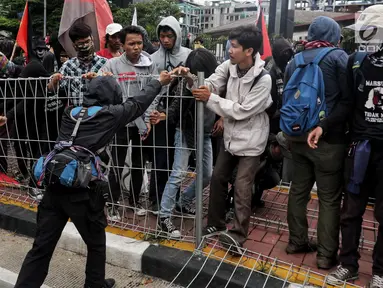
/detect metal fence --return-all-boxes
[0,75,369,288]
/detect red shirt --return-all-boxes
[96,49,121,59]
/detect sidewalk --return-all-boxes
[0,183,372,288]
[0,229,176,288]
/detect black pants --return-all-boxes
[287,140,345,259]
[0,122,13,173]
[208,144,260,245]
[148,121,176,204]
[340,142,383,276]
[108,128,129,204]
[129,126,154,205]
[15,183,107,288]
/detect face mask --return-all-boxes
[75,40,95,62]
[35,48,47,61]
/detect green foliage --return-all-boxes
[114,0,181,39]
[197,33,227,50]
[0,0,64,37]
[341,27,357,54]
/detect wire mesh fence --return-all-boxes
[0,75,371,288]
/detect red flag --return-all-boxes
[59,0,113,58]
[16,1,33,60]
[256,3,272,60]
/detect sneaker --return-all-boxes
[369,275,383,288]
[134,203,147,216]
[103,278,116,288]
[107,206,121,222]
[326,265,358,286]
[285,240,317,254]
[27,188,44,201]
[157,218,181,238]
[218,232,243,255]
[202,225,227,237]
[175,204,196,216]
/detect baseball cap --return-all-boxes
[348,5,383,31]
[106,23,122,36]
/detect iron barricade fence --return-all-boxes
[0,74,206,247]
[0,75,373,288]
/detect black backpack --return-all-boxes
[33,106,111,189]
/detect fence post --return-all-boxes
[195,71,205,249]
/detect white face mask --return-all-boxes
[35,48,48,60]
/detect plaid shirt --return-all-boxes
[59,54,107,106]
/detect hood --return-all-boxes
[83,76,123,107]
[272,38,292,60]
[156,16,182,54]
[272,38,293,72]
[308,16,341,45]
[120,50,153,68]
[136,25,157,54]
[20,60,50,78]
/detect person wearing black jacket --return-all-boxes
[284,16,351,270]
[326,6,383,287]
[0,51,23,173]
[6,60,67,200]
[14,72,171,288]
[267,37,294,183]
[150,49,217,237]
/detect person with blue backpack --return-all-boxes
[326,5,383,287]
[14,72,172,288]
[280,16,352,270]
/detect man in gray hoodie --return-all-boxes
[148,16,192,212]
[101,25,158,219]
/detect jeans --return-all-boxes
[160,129,212,218]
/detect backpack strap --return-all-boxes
[69,107,88,143]
[249,69,269,92]
[352,52,368,69]
[352,52,368,85]
[312,47,338,65]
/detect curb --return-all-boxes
[0,201,288,288]
[0,267,51,288]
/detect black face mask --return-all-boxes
[275,50,293,72]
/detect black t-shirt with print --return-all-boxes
[350,54,383,141]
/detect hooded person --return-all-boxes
[0,49,23,174]
[283,16,351,270]
[6,60,67,200]
[14,72,172,288]
[136,25,157,55]
[146,17,192,213]
[32,37,49,63]
[100,25,159,219]
[266,37,294,183]
[151,16,192,72]
[267,37,293,133]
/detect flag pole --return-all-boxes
[44,0,47,37]
[10,42,18,62]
